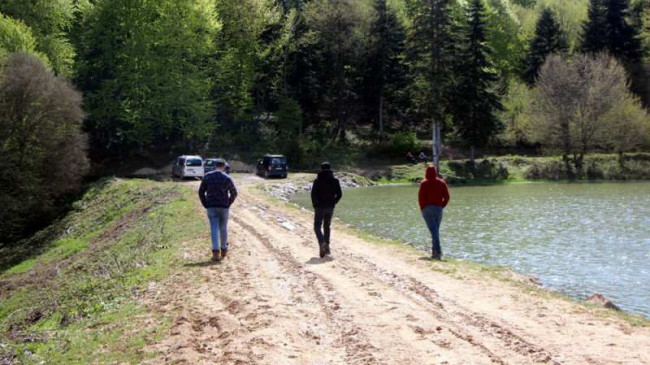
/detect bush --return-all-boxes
[0,53,88,244]
[447,159,509,180]
[371,132,420,157]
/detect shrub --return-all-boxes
[0,53,88,244]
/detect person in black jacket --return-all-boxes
[311,162,343,258]
[198,159,238,261]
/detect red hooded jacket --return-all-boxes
[418,165,450,210]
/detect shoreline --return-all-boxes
[255,173,649,324]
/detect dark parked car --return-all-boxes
[204,158,231,174]
[256,154,288,178]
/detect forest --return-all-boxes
[1,0,650,242]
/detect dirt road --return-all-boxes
[146,175,650,365]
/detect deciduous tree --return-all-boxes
[0,53,88,243]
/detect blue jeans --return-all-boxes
[422,205,443,255]
[207,207,229,251]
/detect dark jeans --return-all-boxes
[314,207,334,245]
[422,205,443,255]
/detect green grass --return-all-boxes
[371,153,650,185]
[0,178,206,364]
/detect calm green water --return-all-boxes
[293,182,650,317]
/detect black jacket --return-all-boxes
[311,170,343,208]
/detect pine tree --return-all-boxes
[582,0,609,53]
[452,0,503,161]
[606,0,643,62]
[408,0,457,169]
[581,0,643,62]
[364,0,408,138]
[524,8,568,84]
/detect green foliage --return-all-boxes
[373,131,420,156]
[363,0,409,136]
[214,0,280,129]
[531,53,649,177]
[407,0,457,125]
[75,0,218,152]
[524,7,568,83]
[0,0,76,75]
[0,53,88,243]
[452,0,504,156]
[498,79,535,146]
[484,0,528,80]
[515,0,589,51]
[0,14,49,66]
[581,0,643,62]
[304,0,368,141]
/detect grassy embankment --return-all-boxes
[0,178,205,364]
[372,153,650,184]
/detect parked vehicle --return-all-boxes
[204,158,231,174]
[172,155,204,179]
[256,154,288,178]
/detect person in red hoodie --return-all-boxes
[418,165,450,260]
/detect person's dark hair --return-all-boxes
[215,159,226,168]
[321,162,331,170]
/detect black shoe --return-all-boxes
[325,243,331,256]
[431,252,442,260]
[319,242,326,258]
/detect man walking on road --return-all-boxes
[418,165,450,260]
[198,159,238,262]
[311,162,343,258]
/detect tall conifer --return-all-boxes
[524,8,568,84]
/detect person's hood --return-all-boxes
[317,169,335,180]
[425,165,438,181]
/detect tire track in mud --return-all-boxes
[247,198,556,364]
[232,215,383,365]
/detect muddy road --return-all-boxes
[145,174,650,365]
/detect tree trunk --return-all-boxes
[378,95,384,140]
[618,151,626,173]
[432,120,441,171]
[562,154,574,180]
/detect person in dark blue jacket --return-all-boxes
[198,159,238,261]
[311,162,343,258]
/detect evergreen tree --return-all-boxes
[452,0,503,161]
[408,0,458,168]
[606,0,643,62]
[363,0,408,138]
[581,0,643,62]
[304,0,364,143]
[524,8,568,84]
[582,0,609,53]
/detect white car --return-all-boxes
[172,155,204,179]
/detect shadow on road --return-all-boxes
[417,256,446,262]
[184,260,221,267]
[306,256,334,265]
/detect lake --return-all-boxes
[293,182,650,317]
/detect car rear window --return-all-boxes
[186,159,202,167]
[205,160,214,166]
[271,158,286,165]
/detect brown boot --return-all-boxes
[211,249,221,262]
[220,249,227,258]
